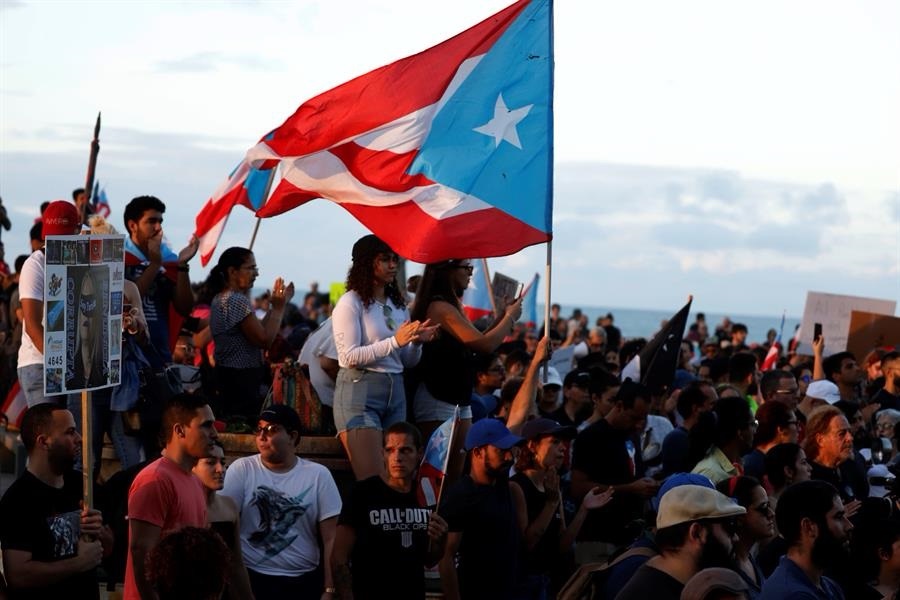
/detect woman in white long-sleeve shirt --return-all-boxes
[332,235,435,480]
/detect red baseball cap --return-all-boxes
[41,201,80,238]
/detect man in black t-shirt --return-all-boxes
[617,485,746,600]
[0,404,108,600]
[332,422,448,600]
[439,418,526,600]
[570,380,659,563]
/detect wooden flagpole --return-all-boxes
[81,113,101,509]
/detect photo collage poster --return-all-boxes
[43,234,126,395]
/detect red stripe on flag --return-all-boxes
[263,0,530,158]
[342,201,549,263]
[2,380,26,429]
[464,306,493,322]
[329,143,433,192]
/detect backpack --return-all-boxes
[556,546,657,600]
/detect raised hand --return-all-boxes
[177,234,200,265]
[582,486,615,510]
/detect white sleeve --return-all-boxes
[18,252,44,301]
[315,466,343,521]
[572,340,589,359]
[332,292,398,368]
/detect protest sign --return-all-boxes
[43,234,125,394]
[796,291,896,355]
[491,271,520,315]
[847,311,900,360]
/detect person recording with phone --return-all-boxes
[409,258,523,489]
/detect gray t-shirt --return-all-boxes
[211,290,262,369]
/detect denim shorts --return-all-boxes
[333,368,407,433]
[413,382,473,422]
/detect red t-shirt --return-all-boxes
[123,456,207,600]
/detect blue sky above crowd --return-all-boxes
[1,0,897,317]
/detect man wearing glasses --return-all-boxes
[222,405,342,599]
[616,485,746,600]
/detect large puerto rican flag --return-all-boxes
[245,0,552,263]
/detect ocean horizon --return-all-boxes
[536,303,799,345]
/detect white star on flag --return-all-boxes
[473,93,533,149]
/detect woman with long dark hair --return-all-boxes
[716,476,773,598]
[206,246,293,420]
[410,258,522,485]
[332,235,435,480]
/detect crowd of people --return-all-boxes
[0,194,898,600]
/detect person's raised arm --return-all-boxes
[239,278,293,349]
[812,334,825,381]
[133,230,163,299]
[173,235,199,317]
[506,336,550,434]
[428,296,522,355]
[559,487,614,551]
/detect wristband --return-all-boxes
[177,263,189,272]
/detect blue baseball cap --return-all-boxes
[651,472,715,513]
[465,418,524,451]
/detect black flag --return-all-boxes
[621,297,692,394]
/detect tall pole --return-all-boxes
[82,113,101,225]
[542,241,552,383]
[81,390,92,509]
[81,113,101,509]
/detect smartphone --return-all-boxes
[813,322,823,342]
[516,283,525,299]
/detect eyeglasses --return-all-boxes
[457,265,474,274]
[752,502,773,516]
[241,265,259,273]
[254,423,283,437]
[382,303,396,331]
[488,367,506,373]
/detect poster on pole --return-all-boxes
[43,234,125,395]
[795,291,896,356]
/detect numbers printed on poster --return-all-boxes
[47,355,64,367]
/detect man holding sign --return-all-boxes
[16,201,82,406]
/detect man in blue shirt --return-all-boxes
[760,480,851,600]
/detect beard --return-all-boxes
[697,530,737,571]
[48,441,76,474]
[810,526,850,570]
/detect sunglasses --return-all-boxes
[457,265,474,274]
[752,502,773,516]
[382,303,396,331]
[80,294,97,317]
[254,423,283,437]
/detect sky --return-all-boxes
[1,0,898,320]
